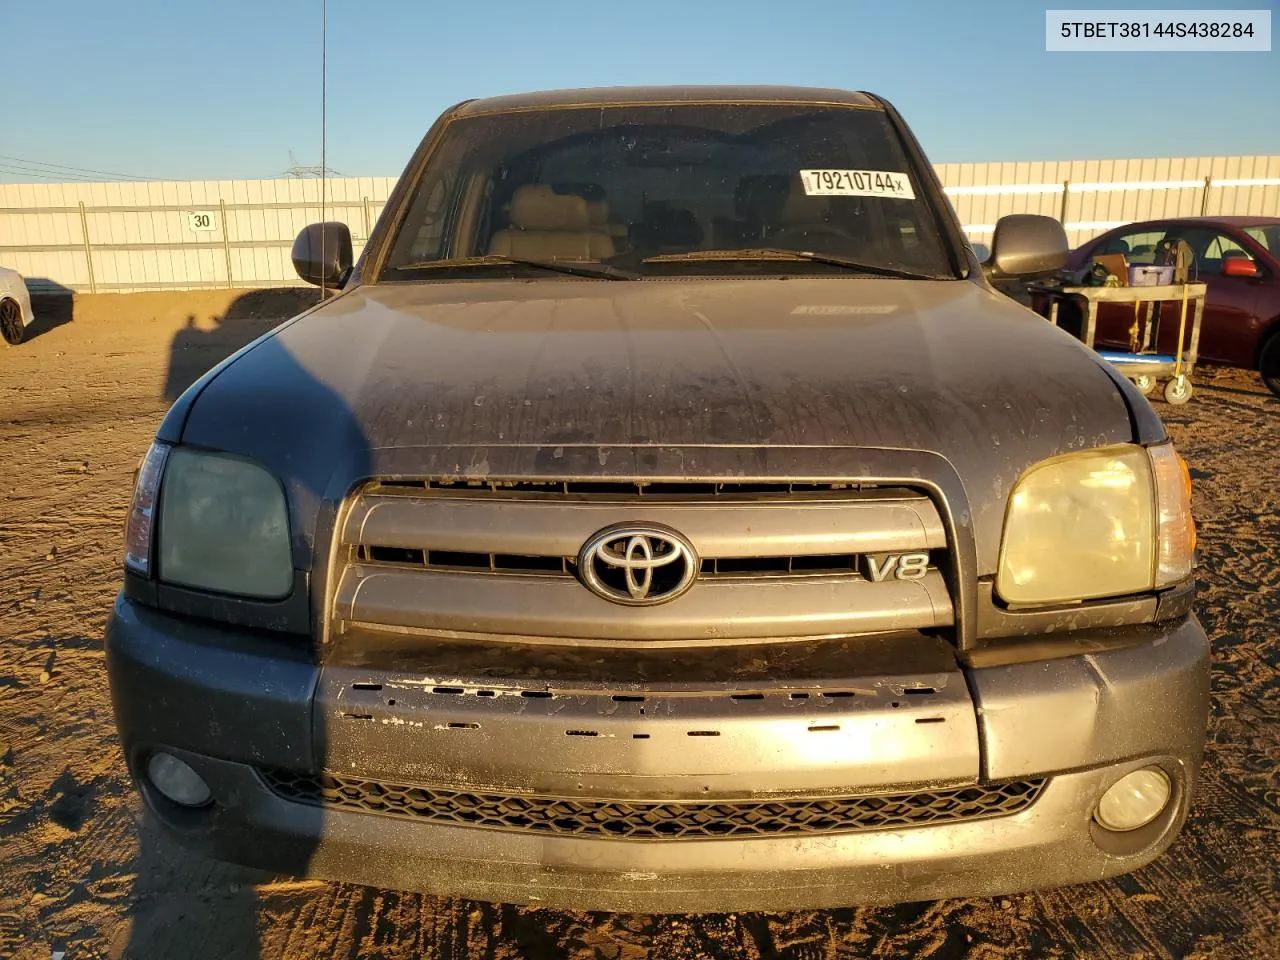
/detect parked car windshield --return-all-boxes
[382,103,955,280]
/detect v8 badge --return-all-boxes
[861,552,930,582]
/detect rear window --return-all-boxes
[382,103,953,279]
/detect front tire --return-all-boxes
[1260,333,1280,398]
[0,298,25,345]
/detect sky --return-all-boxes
[3,0,1277,183]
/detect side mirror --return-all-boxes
[292,222,353,288]
[983,214,1068,281]
[1222,256,1259,278]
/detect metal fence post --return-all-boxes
[1199,176,1213,216]
[362,196,372,239]
[1059,180,1071,224]
[77,201,97,294]
[219,198,234,288]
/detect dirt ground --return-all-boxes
[0,289,1276,960]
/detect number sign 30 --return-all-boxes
[188,211,218,232]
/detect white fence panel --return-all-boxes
[1,159,1277,293]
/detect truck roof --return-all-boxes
[452,85,881,117]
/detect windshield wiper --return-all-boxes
[393,255,638,280]
[642,248,940,280]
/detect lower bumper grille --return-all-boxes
[260,769,1046,840]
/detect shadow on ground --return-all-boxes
[163,289,322,400]
[110,813,276,959]
[120,285,352,959]
[23,278,77,343]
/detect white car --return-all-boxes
[0,266,34,345]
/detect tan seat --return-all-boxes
[489,185,616,260]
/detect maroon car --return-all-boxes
[1049,216,1280,397]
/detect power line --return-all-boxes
[280,162,341,178]
[0,163,123,183]
[0,153,156,181]
[0,163,128,183]
[0,154,150,180]
[280,149,340,178]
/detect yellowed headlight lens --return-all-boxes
[996,445,1154,606]
[996,442,1196,607]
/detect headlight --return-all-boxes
[996,443,1194,606]
[133,446,293,599]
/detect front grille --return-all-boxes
[260,769,1045,840]
[332,475,955,642]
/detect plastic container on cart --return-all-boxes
[1128,265,1175,287]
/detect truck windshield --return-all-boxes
[382,103,956,280]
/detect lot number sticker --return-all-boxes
[188,211,218,232]
[800,170,915,200]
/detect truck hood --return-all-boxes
[180,277,1137,573]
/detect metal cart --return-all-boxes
[1033,282,1208,405]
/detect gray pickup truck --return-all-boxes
[106,86,1209,913]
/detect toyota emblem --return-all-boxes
[576,524,698,606]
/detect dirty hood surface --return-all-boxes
[181,277,1138,572]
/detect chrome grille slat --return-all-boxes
[260,769,1047,840]
[343,489,946,559]
[336,565,952,641]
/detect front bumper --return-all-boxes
[105,597,1210,913]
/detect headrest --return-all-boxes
[510,185,589,231]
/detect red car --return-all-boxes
[1045,216,1280,397]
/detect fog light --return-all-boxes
[1095,767,1171,832]
[147,752,213,807]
